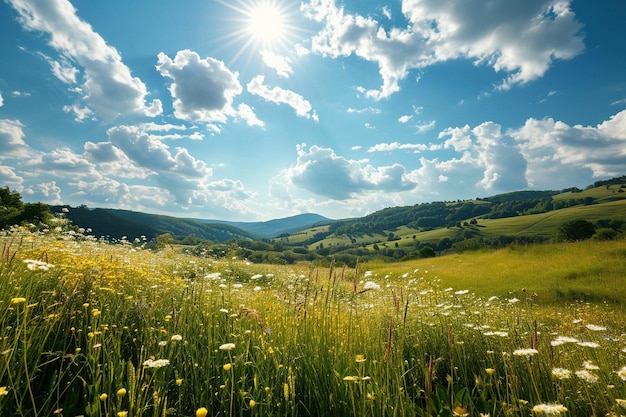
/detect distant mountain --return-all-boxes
[49,206,259,242]
[49,206,334,242]
[193,213,334,238]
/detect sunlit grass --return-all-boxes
[1,225,625,416]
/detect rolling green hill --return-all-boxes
[267,178,626,264]
[41,176,626,265]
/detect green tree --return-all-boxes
[0,187,24,228]
[559,219,596,241]
[593,228,618,241]
[419,246,436,258]
[17,203,52,225]
[0,187,51,229]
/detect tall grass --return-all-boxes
[1,225,626,416]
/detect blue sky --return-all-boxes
[1,0,625,221]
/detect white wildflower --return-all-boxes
[143,359,170,368]
[551,368,572,379]
[512,348,538,357]
[363,281,380,291]
[577,341,600,348]
[532,403,568,414]
[550,336,579,346]
[575,369,599,383]
[219,343,235,351]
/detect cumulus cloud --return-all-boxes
[439,122,528,192]
[157,49,252,125]
[105,125,215,202]
[260,50,294,77]
[7,0,162,121]
[83,141,150,179]
[0,119,30,158]
[511,109,626,187]
[287,144,417,199]
[247,75,319,121]
[22,147,103,181]
[104,125,254,212]
[301,0,584,98]
[21,181,63,205]
[0,165,23,189]
[0,93,3,107]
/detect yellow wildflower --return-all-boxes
[99,393,108,401]
[223,363,232,371]
[355,354,366,363]
[249,399,256,408]
[117,388,127,397]
[117,412,128,417]
[0,386,8,396]
[453,406,469,416]
[10,297,27,304]
[176,378,183,386]
[485,368,495,375]
[196,407,208,417]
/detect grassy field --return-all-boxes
[1,225,626,416]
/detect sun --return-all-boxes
[218,0,299,58]
[246,2,287,46]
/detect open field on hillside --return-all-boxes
[369,199,626,250]
[1,226,626,416]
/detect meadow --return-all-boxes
[1,224,626,416]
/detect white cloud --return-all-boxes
[45,55,78,84]
[260,50,294,77]
[0,93,3,107]
[7,0,162,121]
[416,120,436,133]
[247,75,319,121]
[22,181,63,205]
[106,125,213,180]
[382,6,392,20]
[301,0,584,98]
[103,125,254,214]
[22,147,103,181]
[156,50,244,124]
[63,103,94,122]
[141,122,188,132]
[0,119,30,159]
[0,165,23,189]
[83,141,150,179]
[237,103,265,127]
[287,143,417,199]
[398,115,413,123]
[348,107,381,114]
[439,122,528,192]
[511,109,626,186]
[368,142,429,153]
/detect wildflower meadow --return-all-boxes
[1,224,626,416]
